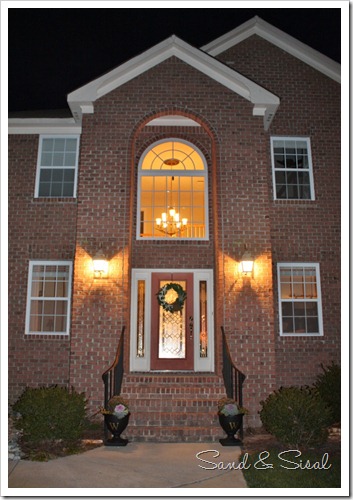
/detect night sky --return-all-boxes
[8,7,341,113]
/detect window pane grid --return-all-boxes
[40,138,77,167]
[142,141,205,171]
[38,168,75,197]
[27,263,71,334]
[272,138,313,200]
[138,140,207,239]
[37,136,78,198]
[278,265,321,335]
[140,174,206,238]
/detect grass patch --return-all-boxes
[242,448,340,488]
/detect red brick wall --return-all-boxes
[69,113,132,408]
[217,35,341,388]
[8,135,76,403]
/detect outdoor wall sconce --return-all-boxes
[240,251,254,276]
[92,250,109,278]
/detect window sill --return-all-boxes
[32,197,77,204]
[25,333,70,339]
[279,333,323,337]
[273,199,317,207]
[136,240,211,245]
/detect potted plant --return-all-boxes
[99,395,130,446]
[217,397,247,446]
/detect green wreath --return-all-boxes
[157,283,187,313]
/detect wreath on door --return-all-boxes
[157,283,187,313]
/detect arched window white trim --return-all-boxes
[136,139,209,240]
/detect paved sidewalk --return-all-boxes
[7,442,248,490]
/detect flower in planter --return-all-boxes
[99,395,130,419]
[218,397,248,416]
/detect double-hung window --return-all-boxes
[271,137,315,200]
[25,261,72,335]
[35,135,80,198]
[277,263,323,336]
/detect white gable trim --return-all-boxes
[67,35,279,131]
[8,118,82,135]
[202,16,340,83]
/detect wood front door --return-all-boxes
[151,273,194,370]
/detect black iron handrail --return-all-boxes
[102,326,125,408]
[221,326,246,437]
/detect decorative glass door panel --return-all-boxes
[151,273,194,370]
[158,280,186,358]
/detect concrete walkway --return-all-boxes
[7,442,248,491]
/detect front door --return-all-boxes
[151,273,194,370]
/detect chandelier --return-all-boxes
[155,174,188,237]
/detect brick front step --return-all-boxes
[118,373,228,442]
[123,425,224,443]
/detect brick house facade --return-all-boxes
[8,17,340,440]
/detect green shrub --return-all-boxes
[13,385,87,442]
[313,362,341,425]
[259,386,332,448]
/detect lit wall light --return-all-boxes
[240,251,254,276]
[92,250,109,278]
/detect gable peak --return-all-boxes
[201,16,340,83]
[67,30,279,130]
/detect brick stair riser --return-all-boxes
[127,400,223,414]
[130,413,219,427]
[123,375,224,382]
[129,406,220,416]
[124,426,224,443]
[127,398,223,407]
[122,389,226,398]
[116,374,228,441]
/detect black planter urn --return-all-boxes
[218,413,243,446]
[104,413,130,446]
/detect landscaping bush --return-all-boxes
[13,385,87,442]
[259,386,332,448]
[313,362,341,425]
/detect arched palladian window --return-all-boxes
[137,139,208,239]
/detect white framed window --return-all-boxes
[277,263,323,336]
[271,137,315,200]
[25,261,73,335]
[137,139,208,240]
[35,135,80,198]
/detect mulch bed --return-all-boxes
[13,422,105,461]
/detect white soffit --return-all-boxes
[146,116,200,127]
[67,35,279,130]
[202,16,340,84]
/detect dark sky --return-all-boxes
[8,7,341,113]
